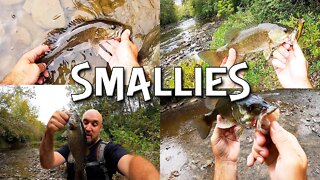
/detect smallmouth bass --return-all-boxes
[67,111,88,180]
[39,18,128,66]
[198,23,292,66]
[194,94,280,139]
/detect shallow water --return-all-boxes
[0,0,159,84]
[160,89,320,179]
[160,18,217,80]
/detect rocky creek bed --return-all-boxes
[160,89,320,179]
[0,147,66,179]
[160,18,220,80]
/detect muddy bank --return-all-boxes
[160,18,220,80]
[0,147,65,179]
[160,89,320,179]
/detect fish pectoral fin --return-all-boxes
[263,46,272,60]
[193,113,215,139]
[235,54,245,64]
[224,27,241,44]
[198,50,221,66]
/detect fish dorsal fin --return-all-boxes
[67,18,86,28]
[44,18,86,45]
[224,27,241,44]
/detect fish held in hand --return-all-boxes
[194,94,280,139]
[67,110,88,180]
[38,18,127,66]
[198,23,292,66]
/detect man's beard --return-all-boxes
[86,137,99,146]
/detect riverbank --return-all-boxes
[0,147,65,179]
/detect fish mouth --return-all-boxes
[255,106,280,134]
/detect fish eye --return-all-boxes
[284,28,288,33]
[110,25,116,30]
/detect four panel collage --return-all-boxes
[0,0,319,179]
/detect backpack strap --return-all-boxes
[85,141,109,180]
[97,141,108,178]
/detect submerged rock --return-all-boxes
[31,0,66,29]
[12,26,32,45]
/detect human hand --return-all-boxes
[247,121,307,180]
[46,111,69,135]
[219,48,245,88]
[211,115,240,163]
[272,40,312,88]
[0,45,50,85]
[98,29,139,68]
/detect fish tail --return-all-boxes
[193,110,218,139]
[198,50,226,66]
[75,169,87,180]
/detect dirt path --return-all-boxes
[0,147,65,179]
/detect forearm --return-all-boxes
[214,160,237,180]
[0,73,16,85]
[128,156,159,180]
[39,129,55,169]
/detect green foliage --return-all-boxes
[191,0,215,20]
[215,0,235,18]
[240,0,320,23]
[160,0,178,25]
[165,59,206,88]
[209,0,320,90]
[210,10,256,49]
[0,86,45,144]
[244,55,281,91]
[279,14,320,87]
[175,0,194,20]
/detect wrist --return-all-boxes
[214,159,237,180]
[45,128,55,137]
[215,158,238,166]
[1,73,15,85]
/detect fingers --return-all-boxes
[220,57,227,66]
[292,40,306,61]
[47,111,69,134]
[273,47,288,63]
[37,63,46,73]
[212,115,224,135]
[272,59,286,73]
[247,131,270,166]
[36,77,45,84]
[224,48,237,68]
[24,45,50,63]
[269,121,296,155]
[43,70,49,78]
[121,29,131,41]
[247,153,255,167]
[98,40,119,62]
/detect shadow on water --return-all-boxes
[160,89,320,179]
[0,0,159,84]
